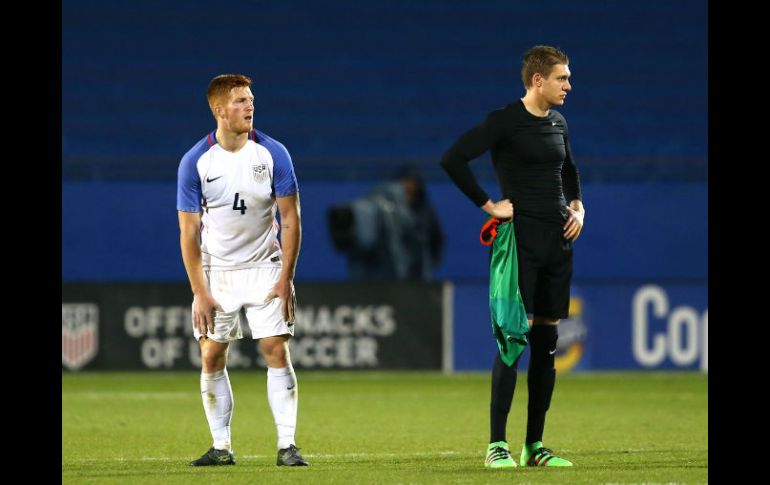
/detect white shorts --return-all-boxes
[192,266,294,343]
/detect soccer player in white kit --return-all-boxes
[177,74,309,467]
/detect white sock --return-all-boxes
[200,369,233,452]
[266,366,298,449]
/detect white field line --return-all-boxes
[65,448,680,464]
[66,450,469,463]
[64,392,194,399]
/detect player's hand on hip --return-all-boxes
[483,199,514,220]
[193,292,224,337]
[563,206,584,241]
[265,278,296,323]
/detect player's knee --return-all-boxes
[260,336,291,368]
[200,341,227,371]
[529,325,558,370]
[264,350,288,368]
[261,341,289,368]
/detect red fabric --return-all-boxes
[480,218,501,246]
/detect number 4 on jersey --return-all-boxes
[233,193,247,214]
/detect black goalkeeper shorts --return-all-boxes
[513,216,574,320]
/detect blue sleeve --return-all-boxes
[264,138,299,197]
[177,147,203,212]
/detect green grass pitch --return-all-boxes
[63,371,707,484]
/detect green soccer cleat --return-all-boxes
[484,441,517,468]
[520,441,573,467]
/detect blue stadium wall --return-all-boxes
[62,180,706,283]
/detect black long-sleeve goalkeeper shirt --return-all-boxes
[440,99,582,225]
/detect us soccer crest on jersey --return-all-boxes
[253,163,268,183]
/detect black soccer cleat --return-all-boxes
[276,444,310,466]
[189,447,236,466]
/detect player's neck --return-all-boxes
[520,93,550,117]
[215,129,249,152]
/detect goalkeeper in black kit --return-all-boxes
[440,45,585,469]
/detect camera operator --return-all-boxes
[328,166,444,281]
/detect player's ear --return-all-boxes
[533,73,543,87]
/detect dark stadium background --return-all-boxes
[62,0,707,372]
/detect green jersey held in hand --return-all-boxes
[487,219,530,365]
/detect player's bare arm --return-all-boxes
[264,193,302,322]
[563,199,585,241]
[178,210,223,335]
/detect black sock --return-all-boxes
[526,325,558,445]
[490,352,520,443]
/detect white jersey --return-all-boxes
[176,129,299,271]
